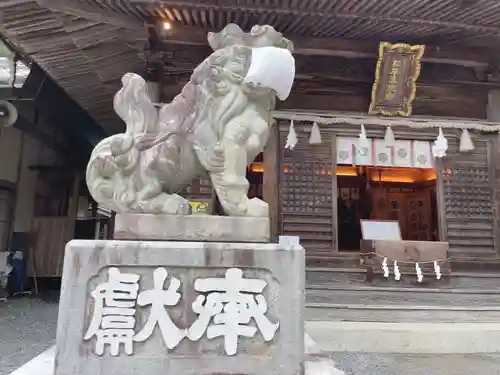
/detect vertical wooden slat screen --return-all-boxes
[439,134,496,258]
[184,176,214,203]
[279,121,336,255]
[29,217,75,277]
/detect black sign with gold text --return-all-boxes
[368,42,425,117]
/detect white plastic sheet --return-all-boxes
[243,46,295,101]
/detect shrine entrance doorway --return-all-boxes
[337,166,438,251]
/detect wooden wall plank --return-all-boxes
[330,133,338,252]
[263,122,280,241]
[487,90,500,257]
[29,217,74,277]
[279,121,336,254]
[439,136,496,258]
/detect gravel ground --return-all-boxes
[0,295,58,375]
[3,296,500,375]
[330,352,500,375]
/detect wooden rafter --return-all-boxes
[35,0,494,68]
[5,0,500,131]
[128,0,500,35]
[36,0,146,31]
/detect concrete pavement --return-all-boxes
[3,297,500,375]
[0,296,58,375]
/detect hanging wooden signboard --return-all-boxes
[368,42,425,117]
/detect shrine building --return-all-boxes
[1,0,500,317]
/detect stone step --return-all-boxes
[306,321,500,353]
[306,254,500,271]
[306,287,500,307]
[306,303,500,323]
[305,280,500,323]
[307,267,500,289]
[306,255,360,268]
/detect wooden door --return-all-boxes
[406,190,432,241]
[0,188,14,252]
[387,193,408,239]
[372,188,407,239]
[371,187,389,220]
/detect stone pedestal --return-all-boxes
[114,214,270,242]
[54,239,304,375]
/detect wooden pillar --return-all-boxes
[487,90,500,122]
[67,173,80,220]
[487,89,500,256]
[331,134,338,252]
[434,157,448,242]
[263,121,280,242]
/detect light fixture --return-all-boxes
[162,21,172,31]
[0,40,30,89]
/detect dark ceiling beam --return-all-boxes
[36,0,147,31]
[294,56,500,89]
[122,26,495,68]
[278,91,487,119]
[34,0,493,68]
[157,53,498,92]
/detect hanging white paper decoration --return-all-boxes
[433,261,442,280]
[431,127,448,158]
[459,129,475,152]
[358,124,370,149]
[285,120,298,150]
[309,121,322,144]
[382,257,389,278]
[384,125,396,146]
[415,263,423,283]
[393,260,401,281]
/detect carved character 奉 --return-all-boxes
[86,24,295,217]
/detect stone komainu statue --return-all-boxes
[86,24,295,217]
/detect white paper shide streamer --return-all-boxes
[276,114,481,152]
[432,127,448,158]
[382,257,390,278]
[358,124,370,149]
[309,121,322,144]
[393,260,401,281]
[384,125,396,146]
[459,129,475,152]
[285,120,298,150]
[434,261,442,280]
[415,263,423,283]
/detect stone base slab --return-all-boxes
[114,214,270,242]
[55,240,304,375]
[11,343,345,375]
